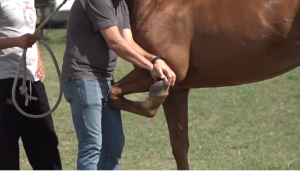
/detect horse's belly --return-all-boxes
[186,45,300,88]
[192,50,300,87]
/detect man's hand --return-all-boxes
[16,33,40,49]
[36,57,45,82]
[122,29,176,86]
[150,59,176,86]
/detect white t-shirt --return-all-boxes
[0,0,39,81]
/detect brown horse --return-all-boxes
[108,0,300,169]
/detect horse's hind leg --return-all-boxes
[162,89,190,170]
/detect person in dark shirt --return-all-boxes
[60,0,176,170]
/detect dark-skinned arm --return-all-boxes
[0,34,40,50]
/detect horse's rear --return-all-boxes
[180,0,300,88]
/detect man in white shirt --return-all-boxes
[0,0,62,169]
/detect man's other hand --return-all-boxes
[150,59,176,86]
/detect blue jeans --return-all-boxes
[61,78,125,170]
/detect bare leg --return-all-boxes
[162,89,190,170]
[109,67,169,117]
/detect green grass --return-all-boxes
[19,29,300,170]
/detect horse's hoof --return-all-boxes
[142,92,169,118]
[149,80,170,96]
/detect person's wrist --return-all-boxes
[11,37,20,47]
[151,55,164,64]
[147,54,156,61]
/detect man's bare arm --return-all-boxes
[36,41,42,61]
[100,26,154,72]
[36,41,45,82]
[122,28,156,62]
[0,34,40,50]
[100,25,177,85]
[0,37,19,50]
[121,28,177,86]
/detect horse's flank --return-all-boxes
[125,0,300,88]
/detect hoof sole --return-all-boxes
[149,80,170,96]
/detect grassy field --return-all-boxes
[19,29,300,170]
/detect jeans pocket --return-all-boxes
[61,81,73,103]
